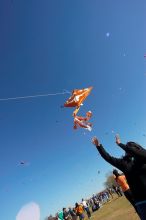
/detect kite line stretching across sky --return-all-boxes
[0,90,71,101]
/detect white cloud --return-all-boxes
[16,202,40,220]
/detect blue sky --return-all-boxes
[0,0,146,219]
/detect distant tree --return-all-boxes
[45,215,53,220]
[104,171,117,188]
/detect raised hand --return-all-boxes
[92,137,100,147]
[115,134,121,145]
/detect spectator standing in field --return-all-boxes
[58,210,64,220]
[68,208,77,220]
[75,203,85,220]
[107,187,114,199]
[63,208,71,220]
[113,169,138,213]
[82,199,91,218]
[112,185,123,197]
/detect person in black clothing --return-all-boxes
[112,185,123,197]
[92,135,146,220]
[63,208,71,220]
[68,208,77,220]
[107,187,114,199]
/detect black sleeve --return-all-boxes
[118,142,146,160]
[96,144,126,171]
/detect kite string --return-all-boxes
[0,90,71,101]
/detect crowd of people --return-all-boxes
[48,134,146,220]
[48,187,125,220]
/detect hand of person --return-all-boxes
[115,134,121,145]
[92,137,100,147]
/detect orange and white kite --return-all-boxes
[64,87,93,131]
[64,86,93,116]
[73,111,92,131]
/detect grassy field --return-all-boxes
[89,196,139,220]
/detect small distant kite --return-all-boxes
[64,87,93,131]
[20,161,26,165]
[144,54,146,58]
[19,160,29,166]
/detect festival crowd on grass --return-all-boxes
[47,187,123,220]
[47,134,146,220]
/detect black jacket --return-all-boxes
[96,142,146,202]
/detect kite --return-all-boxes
[64,87,93,131]
[73,111,92,131]
[144,55,146,58]
[64,86,93,116]
[19,160,30,166]
[20,161,26,165]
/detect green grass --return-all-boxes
[87,196,139,220]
